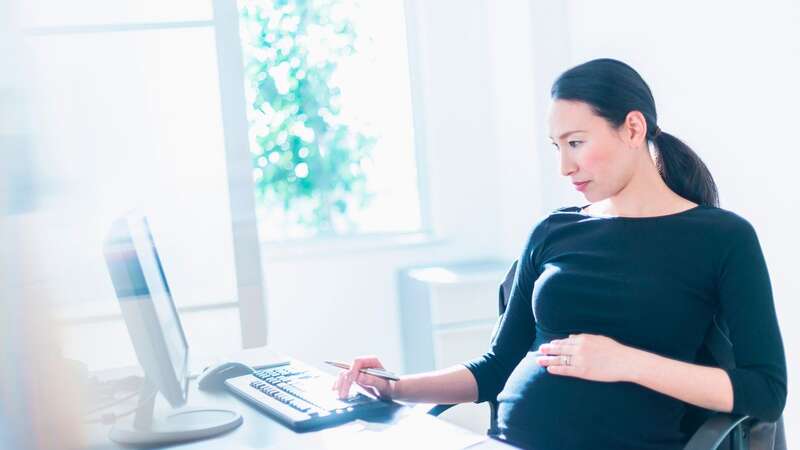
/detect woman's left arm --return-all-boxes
[627,344,734,412]
[537,334,734,413]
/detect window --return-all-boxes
[238,0,423,241]
[20,1,263,370]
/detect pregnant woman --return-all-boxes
[333,58,787,450]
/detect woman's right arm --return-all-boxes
[333,356,478,404]
[394,365,479,403]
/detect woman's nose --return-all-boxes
[558,149,577,177]
[560,158,578,178]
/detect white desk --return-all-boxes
[83,351,518,450]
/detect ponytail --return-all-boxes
[652,131,719,207]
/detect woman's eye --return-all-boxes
[568,140,582,148]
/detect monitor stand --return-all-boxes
[108,379,242,446]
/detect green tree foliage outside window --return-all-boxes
[239,0,377,237]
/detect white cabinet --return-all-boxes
[397,260,510,434]
[433,324,496,369]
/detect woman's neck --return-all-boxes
[584,152,696,217]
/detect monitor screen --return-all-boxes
[104,213,189,406]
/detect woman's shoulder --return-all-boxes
[696,205,759,236]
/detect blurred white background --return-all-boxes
[3,0,798,446]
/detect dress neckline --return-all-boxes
[574,203,704,220]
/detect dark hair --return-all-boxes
[550,58,719,207]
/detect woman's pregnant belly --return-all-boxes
[496,336,687,450]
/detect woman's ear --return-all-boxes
[621,110,647,148]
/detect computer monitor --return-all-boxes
[103,213,242,445]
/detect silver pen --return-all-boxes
[323,360,400,381]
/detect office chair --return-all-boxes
[426,260,786,450]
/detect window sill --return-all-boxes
[260,230,448,261]
[57,299,238,326]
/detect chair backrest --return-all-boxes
[492,259,785,450]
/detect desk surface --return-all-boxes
[84,363,517,450]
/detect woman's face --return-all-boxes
[547,99,638,201]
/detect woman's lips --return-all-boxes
[573,181,590,191]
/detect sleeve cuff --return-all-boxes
[724,367,786,422]
[462,360,488,404]
[724,367,745,416]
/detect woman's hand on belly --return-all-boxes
[535,334,738,416]
[535,334,637,383]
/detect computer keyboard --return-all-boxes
[224,361,396,431]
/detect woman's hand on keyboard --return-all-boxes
[332,356,395,400]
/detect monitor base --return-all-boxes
[109,407,242,446]
[107,379,242,446]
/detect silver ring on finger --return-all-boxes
[561,354,571,366]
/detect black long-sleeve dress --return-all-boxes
[463,204,787,450]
